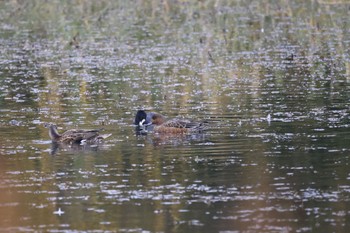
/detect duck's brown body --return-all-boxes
[48,124,111,144]
[134,111,208,134]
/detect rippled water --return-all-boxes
[0,1,350,232]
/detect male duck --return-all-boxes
[47,124,111,144]
[134,110,207,133]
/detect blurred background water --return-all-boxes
[0,0,349,232]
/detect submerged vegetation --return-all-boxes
[0,0,349,116]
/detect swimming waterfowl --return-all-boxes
[47,124,111,144]
[134,110,207,133]
[134,110,152,126]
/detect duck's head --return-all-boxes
[134,110,152,126]
[45,123,60,140]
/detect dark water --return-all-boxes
[0,1,349,232]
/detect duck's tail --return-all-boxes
[190,121,209,132]
[99,133,112,139]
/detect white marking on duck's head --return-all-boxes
[139,119,146,127]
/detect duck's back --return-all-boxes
[155,119,207,133]
[61,129,102,143]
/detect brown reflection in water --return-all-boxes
[0,159,20,229]
[0,157,61,230]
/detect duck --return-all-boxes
[47,124,111,144]
[134,110,208,133]
[134,110,152,126]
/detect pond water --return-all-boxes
[0,1,349,232]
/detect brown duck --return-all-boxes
[48,124,111,144]
[134,110,208,133]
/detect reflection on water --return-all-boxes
[0,1,350,232]
[49,141,113,156]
